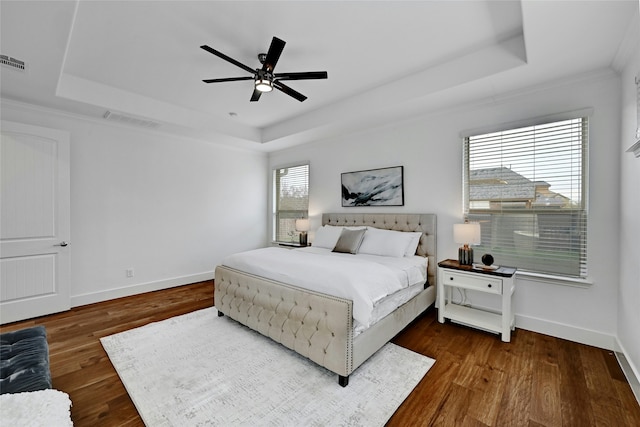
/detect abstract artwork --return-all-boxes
[341,166,404,207]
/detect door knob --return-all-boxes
[55,241,69,247]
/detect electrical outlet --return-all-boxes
[126,268,134,278]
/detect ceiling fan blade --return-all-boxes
[262,37,286,72]
[273,81,307,102]
[200,45,255,75]
[274,71,328,81]
[250,88,262,102]
[202,76,254,83]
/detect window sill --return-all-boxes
[515,270,593,288]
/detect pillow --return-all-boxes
[404,232,423,257]
[332,228,367,254]
[358,227,415,258]
[312,225,365,249]
[312,225,344,249]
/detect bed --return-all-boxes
[214,213,437,386]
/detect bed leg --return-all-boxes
[217,311,224,317]
[338,375,349,387]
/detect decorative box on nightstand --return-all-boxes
[277,242,310,249]
[437,259,517,342]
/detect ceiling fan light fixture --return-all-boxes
[255,78,273,92]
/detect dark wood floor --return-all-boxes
[1,281,639,426]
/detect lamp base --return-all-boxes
[299,232,308,246]
[458,246,474,265]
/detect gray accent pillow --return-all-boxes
[332,228,367,254]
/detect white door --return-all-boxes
[1,120,71,324]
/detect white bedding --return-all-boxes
[221,246,427,328]
[358,281,425,336]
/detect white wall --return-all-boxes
[2,101,268,306]
[618,42,640,390]
[269,71,622,350]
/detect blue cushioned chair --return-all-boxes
[0,326,52,394]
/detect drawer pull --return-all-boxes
[487,284,492,288]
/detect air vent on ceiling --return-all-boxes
[103,111,161,129]
[1,54,27,72]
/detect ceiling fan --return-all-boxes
[200,36,328,102]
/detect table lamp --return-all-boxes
[453,222,481,265]
[295,219,309,246]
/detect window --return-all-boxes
[273,163,309,242]
[463,117,588,278]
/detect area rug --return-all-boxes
[100,307,435,426]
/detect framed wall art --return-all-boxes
[341,166,404,207]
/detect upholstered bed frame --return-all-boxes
[214,213,437,386]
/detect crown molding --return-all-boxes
[612,11,639,72]
[0,98,266,155]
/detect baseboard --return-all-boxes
[615,339,640,405]
[70,272,214,308]
[515,313,617,350]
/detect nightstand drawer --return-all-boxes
[443,271,502,294]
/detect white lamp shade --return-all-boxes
[295,219,310,232]
[453,223,481,245]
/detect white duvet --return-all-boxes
[221,247,427,328]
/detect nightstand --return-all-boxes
[437,259,517,342]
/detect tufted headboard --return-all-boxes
[322,213,437,288]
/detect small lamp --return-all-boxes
[453,222,481,265]
[295,219,309,246]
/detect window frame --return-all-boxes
[272,162,309,244]
[462,111,590,282]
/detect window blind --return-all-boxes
[463,117,588,278]
[273,163,309,242]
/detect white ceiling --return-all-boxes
[1,1,637,151]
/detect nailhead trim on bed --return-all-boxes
[215,266,354,377]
